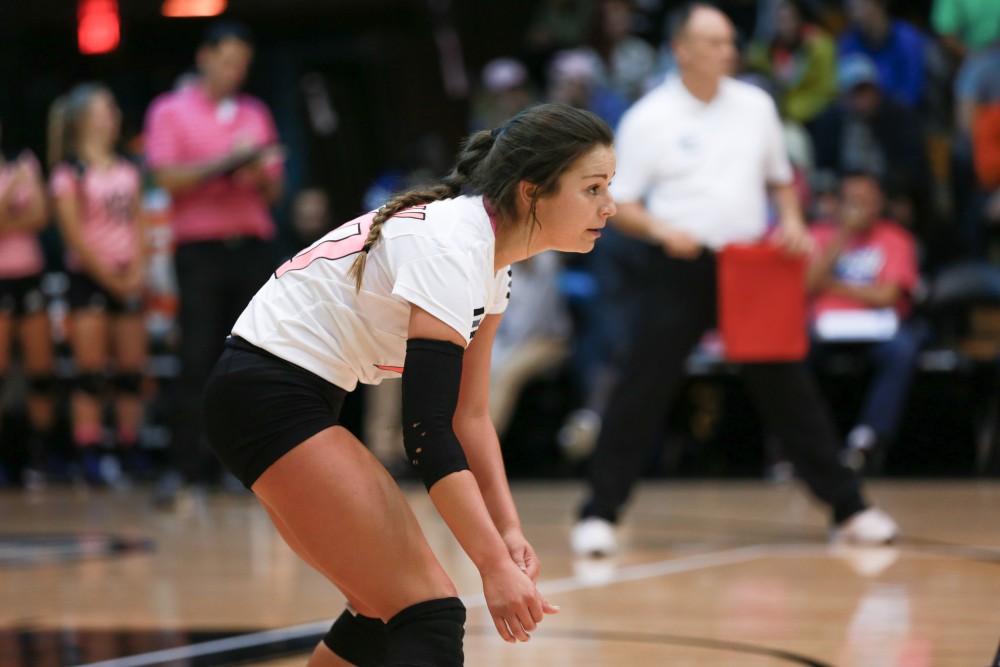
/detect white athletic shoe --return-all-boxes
[830,508,899,545]
[571,517,618,557]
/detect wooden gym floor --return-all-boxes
[1,480,998,666]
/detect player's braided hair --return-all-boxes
[346,102,613,292]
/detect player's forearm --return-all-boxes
[828,281,900,308]
[455,414,522,536]
[428,470,513,572]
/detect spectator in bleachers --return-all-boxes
[526,0,598,58]
[0,123,54,485]
[288,187,331,250]
[932,0,1000,62]
[807,171,923,472]
[811,54,933,237]
[586,0,658,101]
[48,84,148,485]
[545,49,630,131]
[470,58,537,133]
[972,70,1000,228]
[838,0,925,109]
[746,0,839,125]
[143,21,284,503]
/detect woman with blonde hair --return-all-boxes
[49,84,147,484]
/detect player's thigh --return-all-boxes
[18,311,54,373]
[70,309,109,368]
[258,496,382,619]
[252,426,457,620]
[0,313,13,371]
[111,313,147,369]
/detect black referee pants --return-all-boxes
[581,249,866,525]
[171,238,275,482]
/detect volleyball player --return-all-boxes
[203,103,615,666]
[0,123,54,484]
[49,84,148,484]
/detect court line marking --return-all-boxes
[72,541,992,667]
[73,545,766,667]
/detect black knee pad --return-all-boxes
[384,597,465,667]
[27,374,57,395]
[113,372,144,395]
[75,372,107,396]
[322,606,387,667]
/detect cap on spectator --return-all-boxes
[838,53,880,91]
[482,58,529,93]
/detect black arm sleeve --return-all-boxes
[401,338,470,491]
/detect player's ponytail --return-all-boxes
[346,128,497,292]
[347,103,612,292]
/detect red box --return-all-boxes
[717,242,808,362]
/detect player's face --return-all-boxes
[83,91,121,148]
[532,144,616,253]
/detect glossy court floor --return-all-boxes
[1,481,999,666]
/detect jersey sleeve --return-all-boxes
[487,266,512,316]
[393,251,476,346]
[49,164,78,200]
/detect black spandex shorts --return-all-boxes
[0,274,46,317]
[68,272,143,315]
[203,336,348,489]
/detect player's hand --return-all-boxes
[504,531,540,582]
[482,560,559,643]
[774,218,814,255]
[657,227,702,260]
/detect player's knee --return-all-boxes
[113,372,144,395]
[384,597,465,667]
[75,371,107,396]
[322,605,387,667]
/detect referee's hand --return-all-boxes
[658,227,703,260]
[774,221,814,256]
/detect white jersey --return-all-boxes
[232,195,511,390]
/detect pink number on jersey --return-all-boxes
[274,211,376,278]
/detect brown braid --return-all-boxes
[346,129,495,292]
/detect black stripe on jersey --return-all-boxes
[473,307,485,316]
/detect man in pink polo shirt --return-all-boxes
[143,20,284,502]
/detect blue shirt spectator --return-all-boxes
[838,0,925,109]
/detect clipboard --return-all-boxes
[717,242,808,362]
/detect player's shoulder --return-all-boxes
[383,195,489,250]
[875,220,916,245]
[237,93,272,116]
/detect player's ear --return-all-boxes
[517,180,538,208]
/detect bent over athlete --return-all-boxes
[203,102,616,667]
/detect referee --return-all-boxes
[571,2,899,556]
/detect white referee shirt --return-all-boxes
[232,195,511,391]
[610,74,794,249]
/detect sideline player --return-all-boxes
[203,102,616,666]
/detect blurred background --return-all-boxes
[1,0,999,495]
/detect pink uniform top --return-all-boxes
[0,154,45,279]
[809,220,919,320]
[143,83,282,245]
[50,159,142,274]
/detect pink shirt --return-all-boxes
[0,155,45,279]
[51,159,142,274]
[809,220,919,320]
[143,84,281,245]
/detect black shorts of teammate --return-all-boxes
[0,274,47,317]
[203,336,348,489]
[67,272,143,315]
